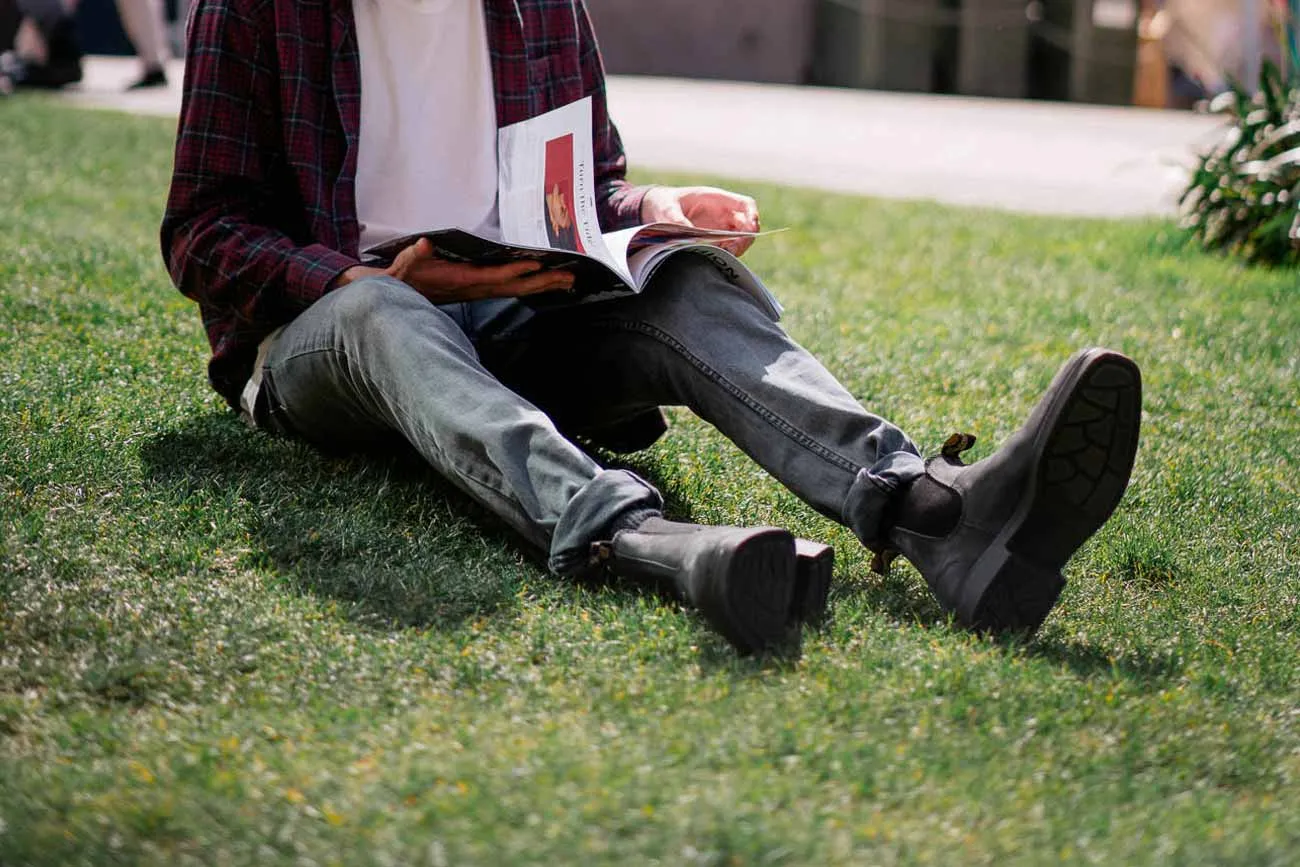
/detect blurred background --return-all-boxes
[2,0,1296,108]
[582,0,1299,109]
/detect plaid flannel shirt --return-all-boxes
[161,0,649,408]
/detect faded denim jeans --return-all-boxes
[255,254,924,573]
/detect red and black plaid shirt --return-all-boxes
[161,0,648,408]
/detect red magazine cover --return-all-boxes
[543,133,584,254]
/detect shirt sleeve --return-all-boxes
[159,0,358,329]
[576,1,650,232]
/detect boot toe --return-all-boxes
[895,349,1142,636]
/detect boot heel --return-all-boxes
[965,547,1065,636]
[608,519,801,655]
[792,539,834,626]
[721,531,798,654]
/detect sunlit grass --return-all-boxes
[1,99,1297,866]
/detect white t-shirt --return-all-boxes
[241,0,504,422]
[352,0,500,250]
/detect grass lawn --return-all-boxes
[1,99,1298,866]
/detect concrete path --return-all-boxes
[62,56,1226,219]
[57,56,186,119]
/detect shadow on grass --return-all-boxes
[1021,635,1184,688]
[140,412,553,631]
[832,559,1183,687]
[855,568,950,631]
[135,413,1173,680]
[138,413,804,667]
[554,449,808,668]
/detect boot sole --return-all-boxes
[710,529,799,654]
[792,539,834,626]
[963,349,1142,634]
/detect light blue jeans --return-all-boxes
[256,254,924,573]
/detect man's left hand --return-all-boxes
[641,186,760,257]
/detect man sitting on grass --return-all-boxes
[162,0,1143,654]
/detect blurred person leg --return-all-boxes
[0,0,16,92]
[1,0,18,46]
[1134,1,1171,108]
[115,0,167,88]
[4,0,81,88]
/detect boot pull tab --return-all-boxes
[870,548,898,577]
[588,541,614,569]
[940,432,977,463]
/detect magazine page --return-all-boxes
[601,223,773,282]
[598,227,642,284]
[497,97,621,272]
[604,223,767,259]
[622,223,768,256]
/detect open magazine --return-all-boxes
[362,97,783,321]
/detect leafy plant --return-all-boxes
[1181,59,1300,267]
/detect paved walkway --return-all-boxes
[62,56,1226,219]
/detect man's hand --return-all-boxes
[336,238,575,302]
[641,185,761,257]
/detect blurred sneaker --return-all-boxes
[127,66,167,90]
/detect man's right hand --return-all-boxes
[336,238,575,302]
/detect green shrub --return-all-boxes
[1181,60,1300,267]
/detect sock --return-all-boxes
[891,476,961,538]
[551,506,661,578]
[606,507,661,539]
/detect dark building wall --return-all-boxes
[1,0,21,51]
[0,0,132,56]
[76,0,133,55]
[585,0,816,84]
[72,0,180,56]
[588,0,1137,106]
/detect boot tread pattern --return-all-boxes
[718,532,797,654]
[977,353,1142,635]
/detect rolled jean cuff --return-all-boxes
[841,450,926,547]
[548,469,664,575]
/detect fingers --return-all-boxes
[679,187,760,233]
[706,187,758,229]
[493,269,576,297]
[647,185,761,232]
[390,239,551,285]
[455,259,549,285]
[387,237,435,278]
[738,195,761,233]
[386,240,578,301]
[660,200,692,227]
[410,261,574,300]
[717,236,756,257]
[641,185,695,226]
[722,203,759,234]
[405,257,546,289]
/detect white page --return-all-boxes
[497,97,620,272]
[598,226,642,284]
